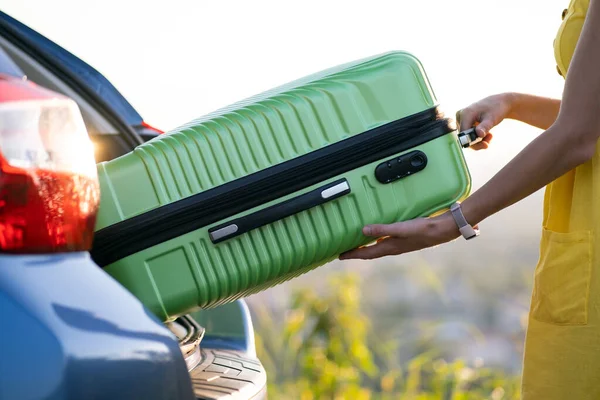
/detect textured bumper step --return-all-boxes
[190,349,266,400]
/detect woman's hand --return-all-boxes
[338,212,461,260]
[458,93,562,148]
[457,93,514,150]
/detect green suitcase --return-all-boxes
[91,51,472,322]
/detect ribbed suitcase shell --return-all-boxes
[92,51,471,321]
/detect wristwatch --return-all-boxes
[450,202,479,240]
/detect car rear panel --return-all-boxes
[0,253,195,400]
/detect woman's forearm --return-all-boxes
[460,119,594,227]
[505,92,561,130]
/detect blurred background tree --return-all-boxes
[253,271,522,399]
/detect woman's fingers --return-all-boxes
[457,108,478,131]
[362,223,398,237]
[339,221,416,260]
[363,219,423,238]
[339,239,398,260]
[457,107,496,151]
[338,214,460,261]
[471,132,494,150]
[475,117,495,138]
[471,141,489,150]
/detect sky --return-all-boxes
[3,0,567,188]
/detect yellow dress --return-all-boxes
[521,0,600,398]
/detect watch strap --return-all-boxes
[450,202,479,240]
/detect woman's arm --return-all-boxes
[505,93,561,130]
[340,0,600,260]
[459,92,561,150]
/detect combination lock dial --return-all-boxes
[374,150,428,184]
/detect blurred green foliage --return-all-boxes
[253,272,521,399]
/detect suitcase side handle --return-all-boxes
[208,179,351,244]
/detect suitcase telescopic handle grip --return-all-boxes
[208,179,351,244]
[457,127,483,148]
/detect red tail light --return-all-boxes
[0,75,99,253]
[140,121,164,135]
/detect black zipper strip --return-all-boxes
[91,107,454,267]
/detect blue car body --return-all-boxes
[0,253,195,400]
[0,10,264,400]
